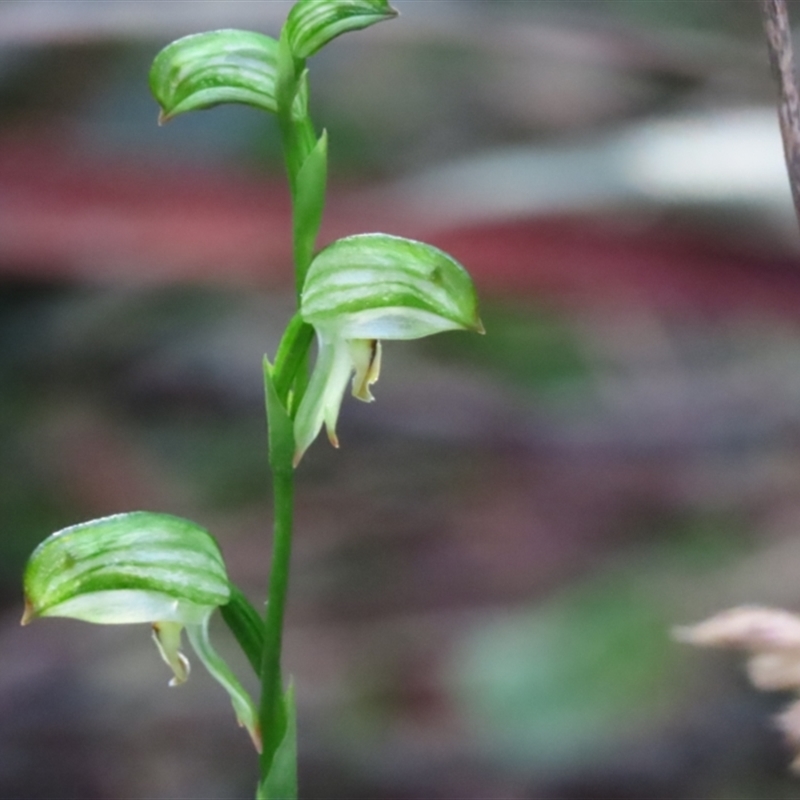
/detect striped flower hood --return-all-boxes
[293,233,482,465]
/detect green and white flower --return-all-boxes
[22,511,261,752]
[293,233,483,465]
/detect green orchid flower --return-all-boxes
[22,512,262,753]
[293,233,483,465]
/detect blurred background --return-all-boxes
[4,0,800,797]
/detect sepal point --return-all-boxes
[20,598,35,626]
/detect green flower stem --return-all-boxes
[255,9,398,793]
[260,358,299,792]
[258,43,323,778]
[276,32,313,184]
[276,30,317,298]
[274,30,323,436]
[259,453,295,780]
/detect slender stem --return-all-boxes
[256,26,323,792]
[259,464,294,776]
[760,0,800,230]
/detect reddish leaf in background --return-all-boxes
[4,132,800,319]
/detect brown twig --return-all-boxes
[760,0,800,231]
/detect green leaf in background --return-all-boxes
[149,30,280,123]
[257,684,298,800]
[23,511,230,625]
[285,0,398,60]
[426,301,590,395]
[450,575,681,767]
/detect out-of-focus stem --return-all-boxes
[760,0,800,231]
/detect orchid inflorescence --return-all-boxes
[22,2,482,798]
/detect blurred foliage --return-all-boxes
[452,573,681,766]
[0,412,71,599]
[597,0,761,37]
[449,508,755,768]
[645,510,752,573]
[0,284,273,600]
[425,299,590,396]
[0,286,77,599]
[134,416,269,510]
[504,0,762,38]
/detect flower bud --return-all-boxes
[285,0,398,61]
[150,30,280,123]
